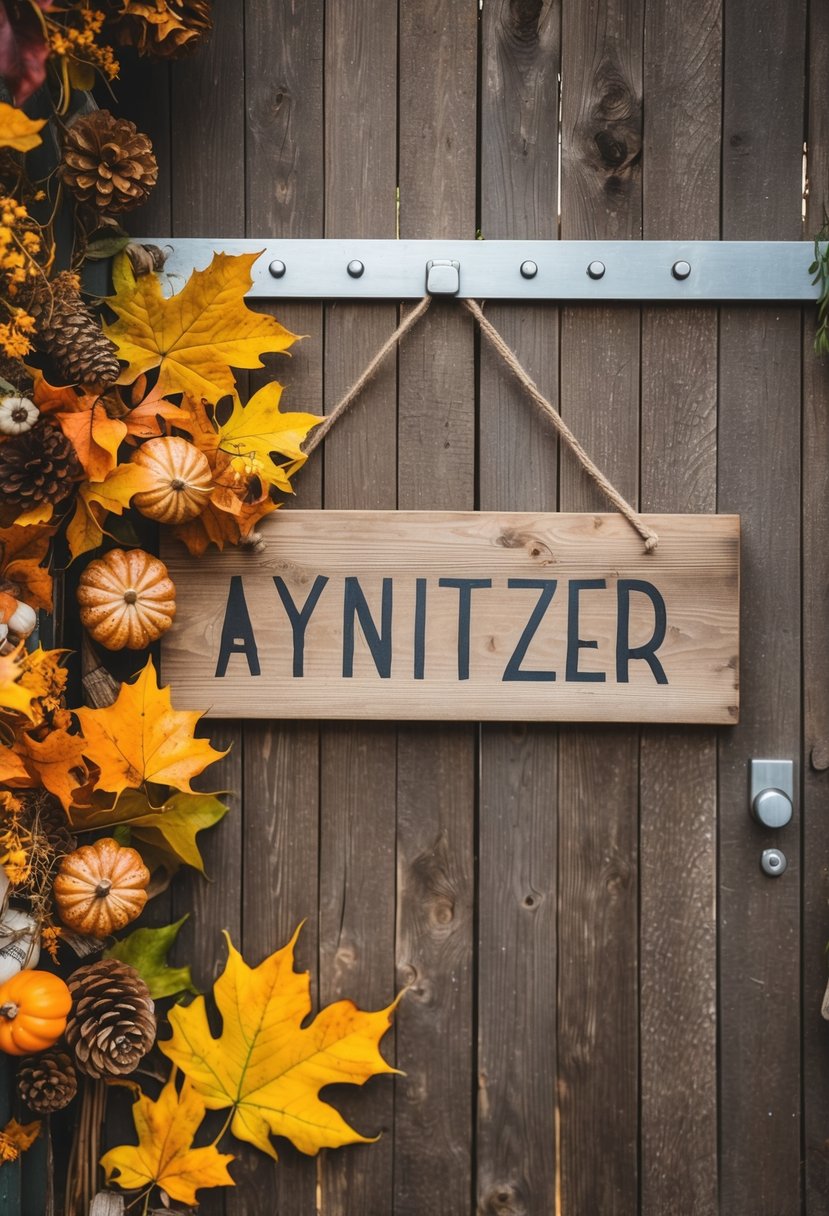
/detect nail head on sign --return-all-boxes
[347,260,365,278]
[520,260,538,279]
[672,260,692,280]
[587,260,606,280]
[268,259,286,279]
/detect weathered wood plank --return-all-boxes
[232,2,325,1211]
[802,0,829,1203]
[395,2,478,1211]
[319,1,399,1210]
[719,2,806,1212]
[477,3,560,1208]
[639,0,721,1210]
[558,0,643,1208]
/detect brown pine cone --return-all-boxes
[29,273,121,391]
[59,110,157,214]
[17,1050,78,1113]
[0,353,34,398]
[0,421,82,507]
[111,0,213,60]
[65,958,156,1079]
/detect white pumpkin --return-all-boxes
[0,396,38,436]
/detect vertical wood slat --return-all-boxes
[319,1,398,1211]
[557,0,643,1210]
[237,2,324,1212]
[803,0,829,1202]
[477,1,560,1212]
[719,2,806,1210]
[639,0,721,1212]
[395,2,478,1212]
[164,12,246,1216]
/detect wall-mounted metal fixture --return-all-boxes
[750,759,794,829]
[138,238,824,302]
[761,848,787,878]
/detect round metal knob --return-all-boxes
[752,787,792,829]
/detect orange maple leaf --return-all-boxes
[18,729,88,811]
[0,523,55,611]
[74,658,227,799]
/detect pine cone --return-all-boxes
[111,0,213,60]
[29,273,121,390]
[17,1050,77,1113]
[0,422,81,507]
[0,353,33,398]
[59,110,158,214]
[66,958,156,1079]
[34,800,77,859]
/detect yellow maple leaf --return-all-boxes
[74,657,227,799]
[19,728,88,811]
[0,646,34,721]
[104,252,298,401]
[0,1117,40,1163]
[65,463,157,559]
[161,925,399,1159]
[215,381,320,491]
[101,1073,234,1205]
[0,103,45,152]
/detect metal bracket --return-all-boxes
[136,238,824,302]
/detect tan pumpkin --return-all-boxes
[131,436,212,524]
[77,547,176,650]
[54,837,150,938]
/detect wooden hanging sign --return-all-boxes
[160,511,740,724]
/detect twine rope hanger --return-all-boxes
[303,294,659,554]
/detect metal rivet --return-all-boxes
[347,260,365,278]
[520,260,538,279]
[672,260,692,280]
[268,260,286,279]
[587,260,606,280]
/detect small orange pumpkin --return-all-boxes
[0,970,72,1055]
[131,436,212,524]
[54,837,150,938]
[76,548,176,650]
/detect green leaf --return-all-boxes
[85,234,132,260]
[106,917,198,1000]
[72,789,229,874]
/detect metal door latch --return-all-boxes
[749,759,793,829]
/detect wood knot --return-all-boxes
[481,1181,527,1215]
[506,0,544,42]
[594,128,628,168]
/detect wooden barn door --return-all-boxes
[108,1,828,1214]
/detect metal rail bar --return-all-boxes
[135,238,823,302]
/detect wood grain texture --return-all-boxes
[803,0,829,1202]
[395,3,478,1211]
[233,2,325,1211]
[162,511,740,723]
[639,1,721,1210]
[558,0,643,1208]
[477,3,560,1210]
[719,2,806,1212]
[319,3,399,1210]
